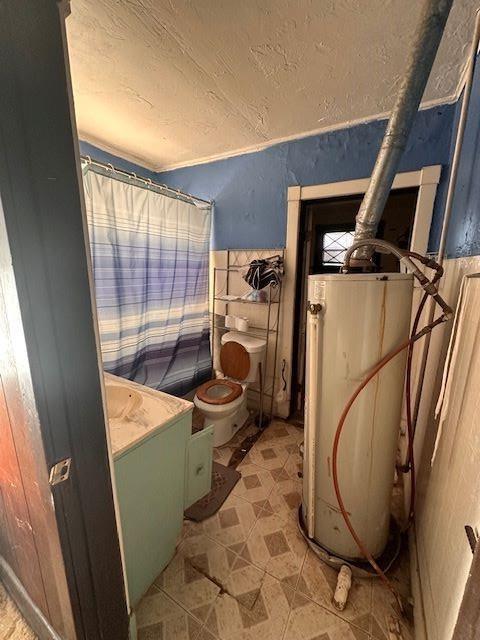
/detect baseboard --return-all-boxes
[409,526,428,640]
[0,556,63,640]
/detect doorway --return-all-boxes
[290,187,419,420]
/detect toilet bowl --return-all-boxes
[194,332,266,447]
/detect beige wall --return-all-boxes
[412,255,480,640]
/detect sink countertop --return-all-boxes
[104,372,193,458]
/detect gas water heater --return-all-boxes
[303,273,413,560]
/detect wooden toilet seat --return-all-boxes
[196,340,250,406]
[220,341,250,380]
[196,379,243,405]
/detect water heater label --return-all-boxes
[312,280,326,302]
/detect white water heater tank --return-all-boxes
[303,273,413,560]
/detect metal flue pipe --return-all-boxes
[350,0,454,266]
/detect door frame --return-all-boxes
[0,1,129,638]
[277,164,442,420]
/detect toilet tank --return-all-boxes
[220,332,266,382]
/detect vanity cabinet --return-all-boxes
[185,426,214,508]
[112,402,213,608]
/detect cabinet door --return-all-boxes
[114,416,188,607]
[185,426,214,509]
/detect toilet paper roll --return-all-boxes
[225,314,236,328]
[236,317,249,332]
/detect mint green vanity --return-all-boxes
[105,373,213,608]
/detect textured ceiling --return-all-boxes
[67,0,476,170]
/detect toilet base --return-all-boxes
[207,404,250,447]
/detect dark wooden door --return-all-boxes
[0,1,129,638]
[0,273,75,638]
[0,376,50,620]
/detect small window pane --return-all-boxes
[322,230,355,265]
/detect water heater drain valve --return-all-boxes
[307,302,322,315]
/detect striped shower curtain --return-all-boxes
[83,167,212,396]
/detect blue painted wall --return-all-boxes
[157,105,455,251]
[80,107,455,252]
[81,88,480,258]
[443,53,480,258]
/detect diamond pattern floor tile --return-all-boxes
[264,477,302,525]
[154,552,220,624]
[256,422,299,448]
[202,493,260,549]
[284,592,370,640]
[203,574,293,640]
[138,420,415,640]
[273,421,305,444]
[136,589,202,640]
[232,461,276,506]
[223,554,266,610]
[296,550,372,633]
[240,512,308,587]
[243,442,290,471]
[179,532,240,587]
[283,450,303,480]
[196,629,218,640]
[212,424,260,468]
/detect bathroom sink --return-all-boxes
[105,384,142,420]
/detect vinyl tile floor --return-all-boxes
[135,421,415,640]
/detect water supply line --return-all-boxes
[344,239,452,319]
[351,0,454,266]
[337,239,453,610]
[411,8,480,433]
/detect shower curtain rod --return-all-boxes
[80,155,212,207]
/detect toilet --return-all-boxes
[194,331,266,447]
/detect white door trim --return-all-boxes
[278,164,442,418]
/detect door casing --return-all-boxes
[0,1,129,638]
